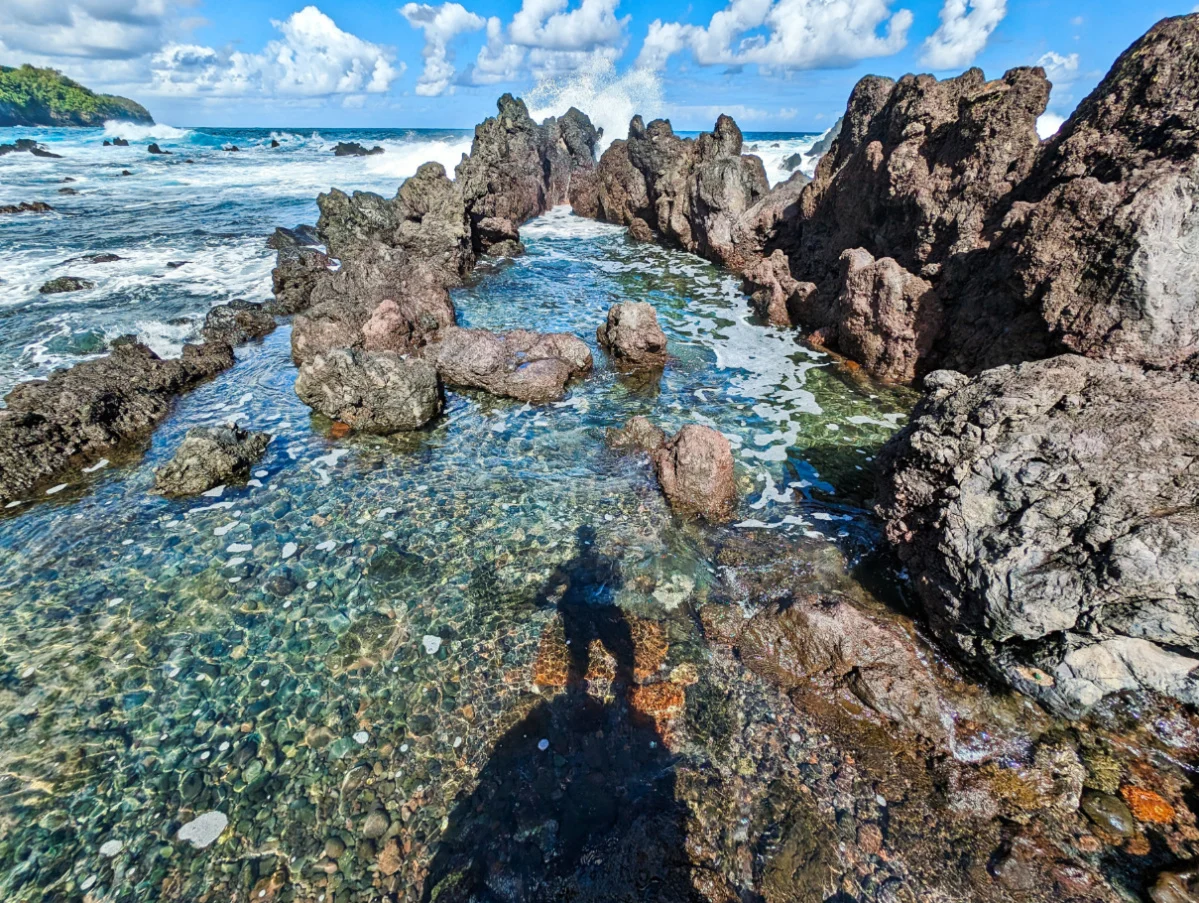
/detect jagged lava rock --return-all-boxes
[833,249,941,383]
[291,254,456,365]
[0,339,234,503]
[652,425,737,521]
[295,349,443,434]
[429,326,592,404]
[154,425,271,497]
[1010,13,1199,370]
[269,246,331,316]
[201,300,276,346]
[596,302,667,369]
[266,224,320,250]
[39,276,94,294]
[876,356,1199,715]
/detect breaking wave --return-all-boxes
[528,57,664,151]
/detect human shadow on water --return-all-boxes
[423,525,702,903]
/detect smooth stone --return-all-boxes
[177,810,228,849]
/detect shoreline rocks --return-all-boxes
[652,425,738,522]
[596,302,667,369]
[333,142,384,157]
[429,327,592,404]
[201,300,276,346]
[876,356,1199,716]
[39,276,95,294]
[154,425,271,497]
[295,349,443,434]
[1,201,53,215]
[0,339,235,504]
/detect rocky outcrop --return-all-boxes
[266,224,319,251]
[39,276,94,294]
[316,161,473,282]
[876,356,1199,716]
[588,115,769,267]
[652,425,737,522]
[605,415,666,453]
[456,95,600,241]
[596,302,667,369]
[294,349,443,434]
[0,201,53,215]
[291,254,456,365]
[0,339,234,503]
[268,246,331,316]
[147,143,170,155]
[333,142,384,157]
[154,425,271,497]
[201,300,276,346]
[428,327,592,404]
[831,249,941,384]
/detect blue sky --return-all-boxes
[1,1,1195,131]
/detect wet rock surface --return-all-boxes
[154,425,271,497]
[0,201,53,215]
[876,355,1199,715]
[200,300,276,346]
[652,425,737,521]
[39,275,94,294]
[295,348,443,434]
[596,301,668,368]
[333,142,384,157]
[429,326,592,404]
[0,339,234,503]
[268,246,331,316]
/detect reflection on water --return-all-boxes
[0,208,917,900]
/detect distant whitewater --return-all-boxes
[0,103,821,395]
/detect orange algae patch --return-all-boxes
[1121,786,1176,824]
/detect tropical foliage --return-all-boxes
[0,65,153,127]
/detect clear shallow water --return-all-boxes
[0,127,911,899]
[0,125,818,398]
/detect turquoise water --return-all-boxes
[0,134,912,897]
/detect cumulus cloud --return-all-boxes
[1036,50,1079,85]
[460,0,630,88]
[150,6,401,97]
[919,0,1007,70]
[401,2,487,96]
[635,0,913,72]
[0,0,185,61]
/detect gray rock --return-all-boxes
[294,348,443,434]
[429,326,592,404]
[596,302,667,369]
[154,425,271,497]
[269,246,332,316]
[39,276,95,294]
[0,339,234,504]
[201,300,276,346]
[876,354,1199,715]
[333,142,384,157]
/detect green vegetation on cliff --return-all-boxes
[0,65,153,127]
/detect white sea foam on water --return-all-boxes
[362,136,474,181]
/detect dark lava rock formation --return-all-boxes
[596,301,668,369]
[39,276,95,294]
[201,300,276,346]
[154,424,271,497]
[0,339,234,504]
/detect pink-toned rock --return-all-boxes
[430,327,592,403]
[834,249,942,383]
[652,425,737,521]
[596,302,667,369]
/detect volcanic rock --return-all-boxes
[596,302,668,369]
[154,425,271,497]
[269,246,331,316]
[294,349,443,434]
[606,415,666,453]
[876,355,1199,715]
[333,142,384,157]
[266,224,320,250]
[201,300,276,346]
[0,339,234,503]
[652,425,737,521]
[39,276,95,294]
[147,143,171,155]
[429,326,592,403]
[0,201,53,215]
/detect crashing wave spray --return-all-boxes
[527,57,663,151]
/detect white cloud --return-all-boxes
[462,0,630,88]
[465,17,527,85]
[0,0,185,61]
[636,0,913,72]
[1036,50,1079,85]
[401,2,487,96]
[150,6,401,98]
[510,0,628,51]
[919,0,1007,70]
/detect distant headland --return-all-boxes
[0,64,153,127]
